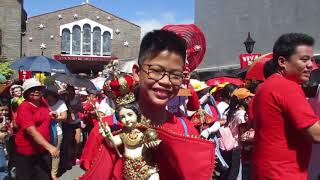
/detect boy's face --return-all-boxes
[133,50,184,108]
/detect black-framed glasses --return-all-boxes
[140,64,184,86]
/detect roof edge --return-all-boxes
[27,3,140,28]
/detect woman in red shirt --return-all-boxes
[15,78,59,180]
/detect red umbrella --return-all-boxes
[206,77,244,87]
[162,24,206,71]
[245,53,273,81]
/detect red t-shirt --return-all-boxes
[252,74,318,180]
[15,100,51,155]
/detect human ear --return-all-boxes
[132,64,140,83]
[277,56,287,69]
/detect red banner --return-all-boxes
[239,53,261,69]
[19,70,32,81]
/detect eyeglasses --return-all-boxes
[140,64,184,86]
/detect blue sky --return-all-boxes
[25,0,194,36]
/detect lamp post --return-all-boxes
[243,32,255,54]
[40,43,46,55]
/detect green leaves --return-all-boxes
[0,61,13,79]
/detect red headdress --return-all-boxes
[161,24,206,71]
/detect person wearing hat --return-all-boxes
[43,84,68,180]
[218,88,254,180]
[14,78,59,180]
[188,79,220,128]
[78,87,88,101]
[80,88,98,147]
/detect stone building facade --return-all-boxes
[23,3,141,73]
[195,0,320,72]
[0,0,27,60]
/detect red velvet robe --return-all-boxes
[79,114,215,180]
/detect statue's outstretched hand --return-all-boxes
[145,139,162,149]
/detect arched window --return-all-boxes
[61,28,70,54]
[82,24,91,55]
[72,25,81,55]
[103,31,111,55]
[93,27,101,56]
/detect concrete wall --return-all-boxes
[195,0,320,71]
[0,0,24,60]
[23,4,141,59]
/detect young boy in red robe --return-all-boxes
[80,29,215,180]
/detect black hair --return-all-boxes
[264,33,315,78]
[244,80,262,94]
[138,30,187,65]
[43,90,59,101]
[0,98,9,107]
[115,101,141,122]
[225,95,248,126]
[216,83,239,101]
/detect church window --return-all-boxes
[61,28,70,54]
[72,25,81,55]
[93,27,101,56]
[103,31,111,55]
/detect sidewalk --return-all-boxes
[60,165,85,180]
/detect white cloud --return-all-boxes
[134,12,194,38]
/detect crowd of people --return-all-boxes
[0,25,318,180]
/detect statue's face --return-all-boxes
[119,107,138,127]
[13,87,22,97]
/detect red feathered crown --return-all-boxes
[161,24,206,71]
[103,74,135,106]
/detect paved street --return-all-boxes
[60,165,85,180]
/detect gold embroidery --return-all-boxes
[123,156,159,180]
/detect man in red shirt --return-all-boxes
[252,33,320,180]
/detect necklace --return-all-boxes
[121,129,143,147]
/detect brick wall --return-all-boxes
[0,0,23,60]
[23,4,141,60]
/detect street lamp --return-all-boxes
[243,32,255,54]
[40,43,46,55]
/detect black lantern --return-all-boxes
[243,32,255,54]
